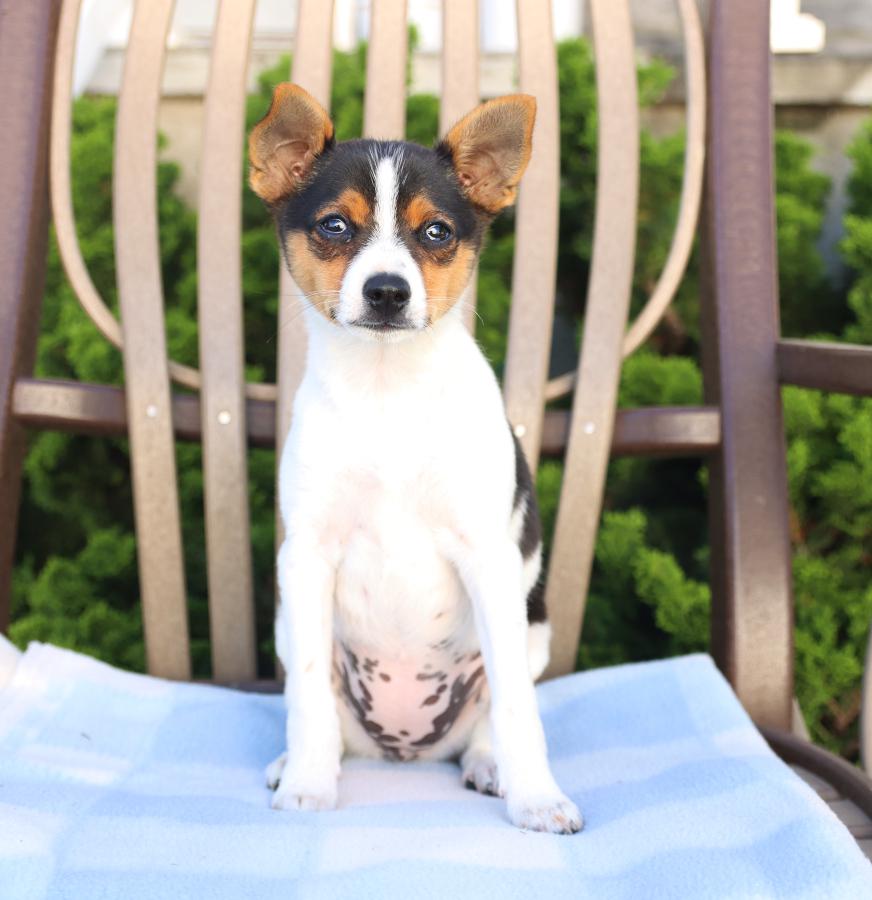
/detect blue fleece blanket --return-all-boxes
[1,640,869,899]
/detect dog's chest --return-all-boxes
[309,405,486,758]
[327,470,487,760]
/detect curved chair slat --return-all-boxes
[113,0,190,679]
[363,0,408,140]
[543,0,640,679]
[441,0,480,333]
[197,0,257,682]
[543,0,706,405]
[51,0,124,352]
[861,623,872,773]
[274,0,337,551]
[621,0,705,357]
[50,0,276,404]
[501,0,560,470]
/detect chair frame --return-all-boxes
[2,0,872,821]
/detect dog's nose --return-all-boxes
[363,273,411,315]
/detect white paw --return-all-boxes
[461,752,503,797]
[271,776,338,812]
[266,751,338,811]
[507,792,583,835]
[265,752,287,790]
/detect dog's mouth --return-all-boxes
[349,319,417,334]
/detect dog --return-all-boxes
[248,83,582,835]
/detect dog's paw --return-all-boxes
[265,752,287,790]
[461,751,503,797]
[507,792,583,835]
[267,752,338,811]
[271,777,338,812]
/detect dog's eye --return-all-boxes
[421,221,452,244]
[317,215,350,239]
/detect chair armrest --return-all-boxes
[777,339,872,396]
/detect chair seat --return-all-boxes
[1,640,870,899]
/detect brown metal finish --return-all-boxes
[439,0,480,148]
[13,379,723,460]
[777,339,872,397]
[699,0,793,729]
[12,379,276,447]
[0,0,62,632]
[542,406,720,458]
[621,0,706,358]
[543,0,640,680]
[363,0,408,140]
[441,0,480,332]
[51,0,124,353]
[197,0,257,681]
[274,0,336,557]
[502,0,560,470]
[113,0,191,680]
[49,0,275,403]
[863,625,872,774]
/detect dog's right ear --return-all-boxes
[248,83,334,206]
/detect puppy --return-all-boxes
[249,84,582,834]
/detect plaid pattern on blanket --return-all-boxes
[1,640,870,899]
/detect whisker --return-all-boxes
[265,295,339,343]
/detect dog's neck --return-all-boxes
[301,301,471,401]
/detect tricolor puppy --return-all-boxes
[249,84,582,834]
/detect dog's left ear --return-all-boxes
[248,83,334,206]
[441,94,536,214]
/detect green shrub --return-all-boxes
[10,38,871,761]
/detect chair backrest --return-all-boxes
[0,0,796,730]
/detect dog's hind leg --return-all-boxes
[265,752,287,790]
[461,713,501,796]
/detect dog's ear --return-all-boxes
[441,94,536,214]
[248,83,334,205]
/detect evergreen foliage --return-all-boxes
[10,39,871,759]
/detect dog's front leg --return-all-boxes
[458,537,582,834]
[271,534,342,811]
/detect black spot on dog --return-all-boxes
[525,577,547,624]
[412,666,486,748]
[510,429,547,624]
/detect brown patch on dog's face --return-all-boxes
[284,232,349,320]
[403,195,436,233]
[398,191,478,323]
[419,243,476,324]
[333,188,373,229]
[283,188,378,321]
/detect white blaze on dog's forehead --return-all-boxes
[373,154,400,240]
